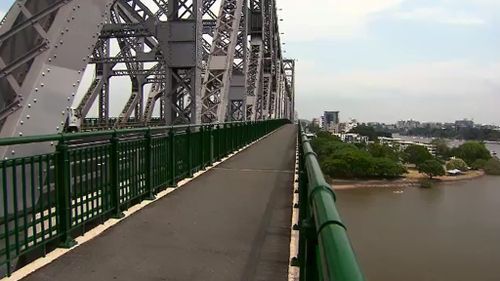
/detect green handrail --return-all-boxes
[0,119,289,277]
[297,122,365,281]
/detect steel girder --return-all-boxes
[74,0,203,127]
[0,0,115,158]
[0,0,293,141]
[200,0,245,123]
[227,0,248,122]
[244,0,264,121]
[164,0,203,125]
[283,59,295,121]
[255,0,274,120]
[75,1,158,127]
[244,39,263,121]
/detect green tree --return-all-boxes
[445,158,468,171]
[372,157,407,178]
[453,141,491,165]
[431,139,451,159]
[484,159,500,175]
[311,131,407,180]
[307,123,321,134]
[350,124,391,141]
[471,159,488,170]
[337,149,376,178]
[418,160,445,179]
[322,158,351,178]
[404,145,433,166]
[368,143,401,161]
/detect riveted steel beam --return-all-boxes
[200,0,245,123]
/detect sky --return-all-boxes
[1,1,499,125]
[278,0,500,125]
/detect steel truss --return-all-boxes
[0,0,294,153]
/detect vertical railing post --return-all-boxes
[168,128,176,187]
[235,123,239,149]
[200,126,205,169]
[223,123,228,157]
[162,130,169,189]
[215,124,221,161]
[110,132,124,219]
[241,122,244,146]
[229,123,234,152]
[238,122,243,148]
[237,123,241,148]
[243,122,247,145]
[187,126,193,177]
[2,161,12,276]
[210,125,215,165]
[236,123,239,149]
[144,128,155,200]
[253,121,257,141]
[249,121,252,142]
[55,137,77,248]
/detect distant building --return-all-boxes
[311,118,320,127]
[379,137,436,155]
[322,111,340,132]
[334,133,369,144]
[455,119,474,129]
[480,124,498,130]
[384,124,397,130]
[339,118,358,133]
[323,111,339,125]
[396,119,420,130]
[421,122,443,129]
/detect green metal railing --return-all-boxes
[296,123,365,281]
[0,119,288,277]
[80,117,165,131]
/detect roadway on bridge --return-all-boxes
[23,125,297,281]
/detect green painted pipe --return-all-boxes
[299,127,365,281]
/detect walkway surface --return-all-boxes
[23,124,297,281]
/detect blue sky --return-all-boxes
[1,1,499,124]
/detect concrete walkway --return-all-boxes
[23,125,297,281]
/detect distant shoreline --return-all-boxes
[331,170,485,190]
[394,134,500,145]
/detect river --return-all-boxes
[337,162,500,280]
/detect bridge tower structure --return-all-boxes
[0,0,294,159]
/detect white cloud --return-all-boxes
[295,60,500,124]
[278,0,499,41]
[279,0,404,41]
[395,7,485,26]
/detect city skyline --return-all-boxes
[310,111,498,127]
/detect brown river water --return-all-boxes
[337,175,500,281]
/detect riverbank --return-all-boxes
[332,170,485,190]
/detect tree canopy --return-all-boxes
[445,158,468,171]
[311,132,406,179]
[367,143,401,161]
[418,160,445,179]
[484,159,500,175]
[431,139,451,158]
[403,145,433,166]
[471,159,488,170]
[452,141,491,165]
[349,124,391,141]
